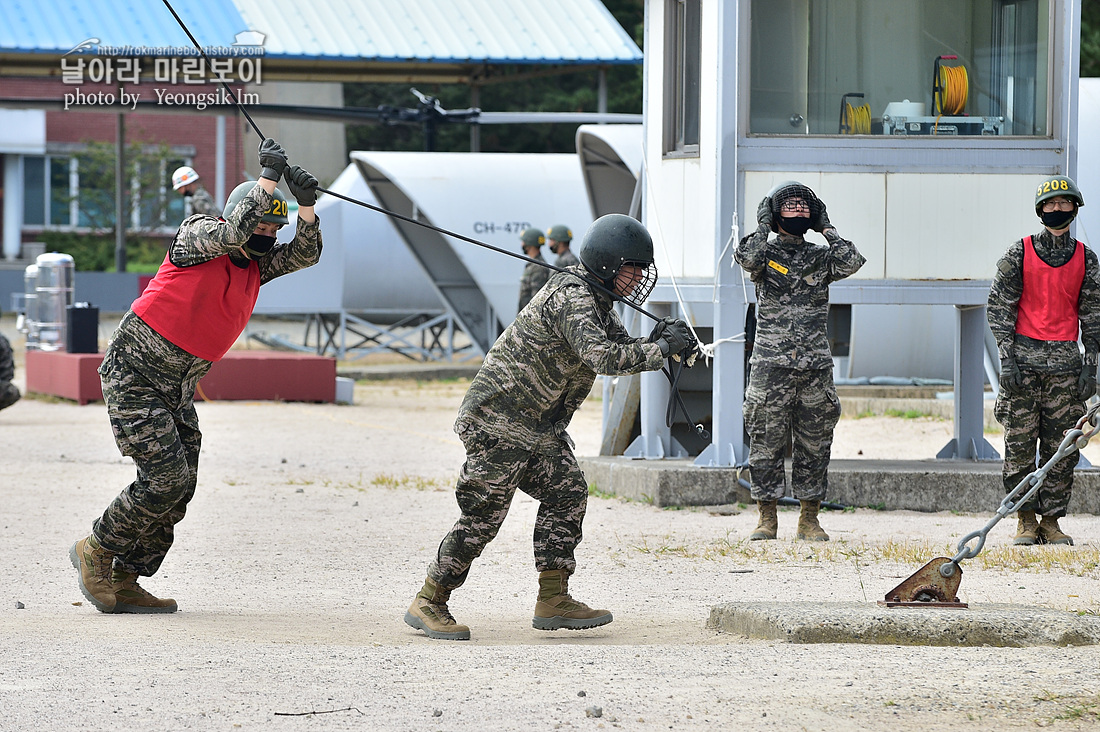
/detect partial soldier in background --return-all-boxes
[988,175,1100,547]
[547,224,578,268]
[70,139,323,614]
[172,165,220,217]
[517,227,550,312]
[0,312,20,413]
[406,214,697,641]
[735,181,865,543]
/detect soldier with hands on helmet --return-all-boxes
[547,224,579,268]
[171,165,220,217]
[517,227,551,312]
[988,175,1100,547]
[69,138,323,614]
[406,213,696,641]
[735,181,865,543]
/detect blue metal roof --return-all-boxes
[0,0,642,65]
[0,0,244,55]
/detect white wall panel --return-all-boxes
[884,174,1036,279]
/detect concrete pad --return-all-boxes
[578,456,1100,514]
[579,455,750,507]
[707,601,1100,647]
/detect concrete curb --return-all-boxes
[579,456,1100,514]
[338,364,481,382]
[707,601,1100,647]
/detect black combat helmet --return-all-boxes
[579,213,658,306]
[767,180,824,233]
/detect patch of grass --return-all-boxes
[25,392,78,405]
[1035,691,1100,724]
[622,535,1100,593]
[884,408,933,419]
[369,473,450,492]
[852,409,876,419]
[865,503,887,511]
[588,483,616,500]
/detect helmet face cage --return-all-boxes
[769,183,823,232]
[614,259,658,307]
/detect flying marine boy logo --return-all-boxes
[60,32,264,111]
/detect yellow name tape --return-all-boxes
[767,260,788,275]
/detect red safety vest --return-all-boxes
[1015,235,1084,342]
[132,252,261,361]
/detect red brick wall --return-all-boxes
[0,76,251,194]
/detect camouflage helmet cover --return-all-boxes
[520,227,546,250]
[222,181,290,226]
[1034,175,1084,215]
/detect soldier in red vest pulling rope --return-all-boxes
[69,138,323,614]
[988,175,1100,547]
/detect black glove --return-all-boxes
[284,165,318,207]
[258,138,288,182]
[756,196,774,232]
[657,319,693,357]
[999,355,1024,397]
[1079,356,1098,401]
[647,317,677,343]
[811,202,833,233]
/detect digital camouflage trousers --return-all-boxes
[743,365,841,502]
[429,428,588,592]
[93,319,212,576]
[994,370,1082,517]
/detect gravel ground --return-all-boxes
[1,322,1099,730]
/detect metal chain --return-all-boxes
[940,400,1100,578]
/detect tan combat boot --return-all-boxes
[404,577,471,640]
[748,500,778,541]
[795,500,830,542]
[1037,515,1074,546]
[109,570,177,614]
[532,569,612,631]
[1012,510,1040,545]
[69,535,119,613]
[70,535,178,614]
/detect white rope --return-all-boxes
[640,153,749,365]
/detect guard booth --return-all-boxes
[634,0,1082,465]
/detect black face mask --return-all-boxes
[242,233,277,258]
[778,216,812,237]
[1041,209,1076,230]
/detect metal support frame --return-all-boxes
[249,311,475,362]
[936,305,999,460]
[624,302,688,459]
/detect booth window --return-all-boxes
[664,0,701,155]
[749,0,1050,137]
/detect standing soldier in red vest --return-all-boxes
[69,138,323,613]
[988,175,1100,547]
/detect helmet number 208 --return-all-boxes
[1038,179,1070,196]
